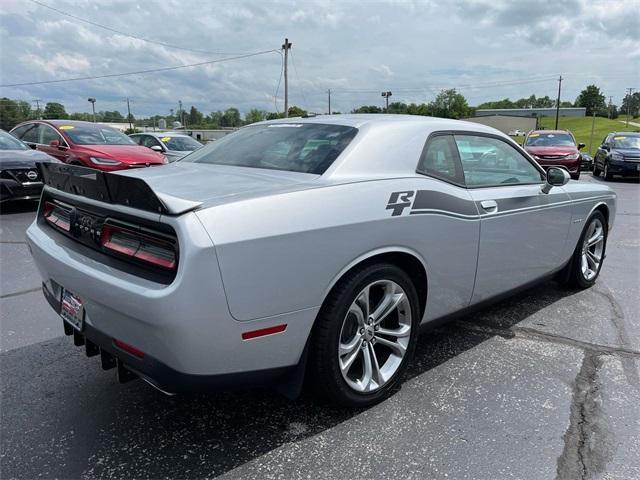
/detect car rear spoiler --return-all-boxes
[37,162,202,215]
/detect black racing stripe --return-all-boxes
[411,190,478,216]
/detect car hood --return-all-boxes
[114,162,320,211]
[613,148,640,157]
[80,144,165,164]
[0,149,58,168]
[524,146,578,156]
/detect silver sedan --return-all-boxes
[129,132,203,161]
[28,115,615,406]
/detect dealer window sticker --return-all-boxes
[613,136,626,140]
[59,125,75,130]
[160,136,171,142]
[528,133,539,137]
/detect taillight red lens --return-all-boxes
[100,224,177,270]
[43,201,71,232]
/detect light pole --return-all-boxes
[381,91,392,113]
[87,97,96,122]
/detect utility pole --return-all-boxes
[87,97,96,122]
[178,100,185,127]
[126,97,133,131]
[554,75,562,129]
[282,38,292,118]
[33,99,42,119]
[381,91,392,113]
[608,96,613,119]
[625,88,634,128]
[327,88,331,115]
[588,109,596,155]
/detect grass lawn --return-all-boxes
[510,116,640,155]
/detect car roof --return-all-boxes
[611,132,640,136]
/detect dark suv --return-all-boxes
[593,132,640,180]
[522,130,584,180]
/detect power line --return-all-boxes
[0,49,280,88]
[289,50,308,109]
[274,51,283,114]
[28,0,252,56]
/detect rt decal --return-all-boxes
[386,191,415,216]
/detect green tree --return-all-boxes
[352,105,382,113]
[208,111,223,127]
[266,112,284,120]
[621,92,640,118]
[220,108,241,127]
[188,106,204,126]
[287,105,307,117]
[428,89,471,119]
[245,108,268,124]
[102,110,124,123]
[43,102,67,119]
[0,98,33,130]
[575,85,606,116]
[387,102,408,114]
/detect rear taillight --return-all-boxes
[43,201,71,232]
[100,223,177,271]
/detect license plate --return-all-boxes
[60,289,85,331]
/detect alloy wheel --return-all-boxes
[337,280,411,393]
[581,217,605,281]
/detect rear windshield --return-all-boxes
[611,135,640,149]
[183,123,358,174]
[63,126,136,145]
[524,132,575,147]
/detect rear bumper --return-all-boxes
[26,209,317,384]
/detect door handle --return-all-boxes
[480,200,498,214]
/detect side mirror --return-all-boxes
[541,167,570,193]
[49,139,60,147]
[150,145,163,152]
[600,144,609,151]
[578,142,586,150]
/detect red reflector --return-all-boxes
[241,324,287,340]
[113,339,145,358]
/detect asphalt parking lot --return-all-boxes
[1,174,638,480]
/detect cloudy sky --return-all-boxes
[1,0,638,117]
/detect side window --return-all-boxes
[20,124,40,144]
[142,136,161,148]
[40,125,62,145]
[11,125,30,139]
[130,135,143,145]
[417,134,464,185]
[454,135,543,188]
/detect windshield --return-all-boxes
[161,135,202,151]
[63,125,136,145]
[0,130,29,150]
[525,132,575,147]
[612,135,640,149]
[183,123,358,174]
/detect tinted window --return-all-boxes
[129,135,144,145]
[63,125,135,145]
[455,135,543,187]
[184,123,358,174]
[162,135,202,151]
[0,130,29,150]
[17,124,39,143]
[40,125,62,144]
[417,134,464,184]
[524,132,575,147]
[141,136,161,148]
[10,124,31,140]
[611,135,640,149]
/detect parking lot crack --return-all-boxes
[555,351,614,480]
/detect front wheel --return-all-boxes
[309,263,420,407]
[563,211,608,289]
[593,164,601,176]
[603,162,613,181]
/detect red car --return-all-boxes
[10,120,166,171]
[522,129,585,180]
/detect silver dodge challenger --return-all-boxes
[27,115,616,406]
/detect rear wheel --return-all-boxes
[563,211,608,289]
[309,263,420,407]
[593,163,601,176]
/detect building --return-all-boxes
[463,114,537,135]
[475,107,586,118]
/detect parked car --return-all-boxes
[593,132,640,180]
[580,152,593,171]
[10,120,166,171]
[508,129,526,136]
[522,130,584,180]
[129,132,203,162]
[0,129,60,203]
[28,115,615,407]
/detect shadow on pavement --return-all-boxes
[0,199,39,215]
[0,279,577,479]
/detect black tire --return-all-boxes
[309,263,421,407]
[603,162,613,181]
[593,164,601,176]
[562,211,608,289]
[571,171,580,180]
